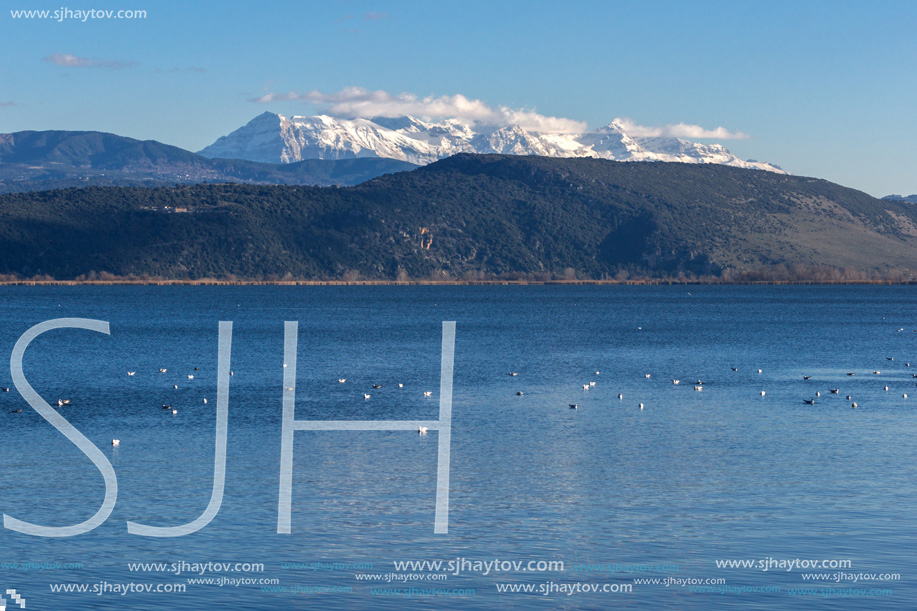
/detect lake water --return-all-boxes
[0,285,914,609]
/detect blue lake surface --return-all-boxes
[0,285,914,609]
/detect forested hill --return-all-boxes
[0,154,915,281]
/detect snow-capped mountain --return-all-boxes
[199,112,784,173]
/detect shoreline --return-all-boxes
[0,279,915,287]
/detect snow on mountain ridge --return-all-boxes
[198,112,785,173]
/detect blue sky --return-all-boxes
[1,0,914,196]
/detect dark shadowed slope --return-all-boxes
[0,154,914,280]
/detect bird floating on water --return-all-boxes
[846,395,852,400]
[884,386,889,391]
[203,398,207,404]
[582,384,590,390]
[830,389,839,394]
[398,383,403,388]
[847,372,855,376]
[283,364,288,368]
[173,385,178,389]
[852,402,858,408]
[2,388,9,392]
[618,393,623,399]
[874,371,882,375]
[758,369,763,373]
[804,399,816,405]
[363,393,371,400]
[508,372,518,376]
[516,391,524,396]
[760,391,766,396]
[694,386,703,391]
[159,369,167,373]
[188,375,194,380]
[589,381,596,386]
[639,403,644,410]
[731,368,738,372]
[803,376,811,380]
[569,404,578,409]
[595,371,600,375]
[10,408,22,413]
[171,409,178,415]
[338,379,346,383]
[418,427,428,434]
[423,391,433,397]
[672,380,680,385]
[372,384,382,389]
[111,439,120,446]
[127,372,135,376]
[645,374,651,378]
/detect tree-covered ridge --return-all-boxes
[0,154,914,281]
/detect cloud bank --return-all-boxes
[614,117,749,140]
[252,87,586,133]
[252,86,747,137]
[42,53,136,69]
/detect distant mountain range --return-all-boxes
[198,111,786,172]
[0,130,416,193]
[1,154,913,281]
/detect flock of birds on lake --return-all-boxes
[2,363,439,441]
[3,324,914,442]
[540,357,916,412]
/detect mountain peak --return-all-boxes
[251,110,284,122]
[198,113,785,173]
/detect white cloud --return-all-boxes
[251,87,748,138]
[252,87,586,133]
[42,53,136,69]
[499,109,587,134]
[613,117,749,140]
